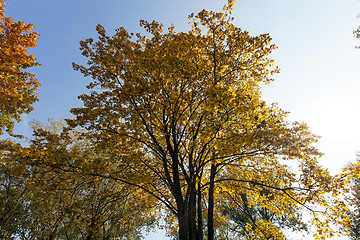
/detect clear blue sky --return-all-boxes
[4,0,360,239]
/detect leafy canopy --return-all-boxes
[66,1,342,239]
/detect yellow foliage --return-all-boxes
[0,1,341,239]
[65,2,342,239]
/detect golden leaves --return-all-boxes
[65,3,344,239]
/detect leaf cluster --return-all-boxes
[0,0,40,136]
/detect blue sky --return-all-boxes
[4,0,360,239]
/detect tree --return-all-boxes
[332,155,360,240]
[0,120,157,239]
[0,140,30,239]
[0,0,40,136]
[345,177,360,239]
[62,1,336,239]
[218,172,308,239]
[349,179,360,238]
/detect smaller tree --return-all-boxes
[0,120,158,240]
[218,181,308,239]
[0,142,30,239]
[0,0,40,136]
[334,154,360,239]
[345,182,360,239]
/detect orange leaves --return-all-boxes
[0,0,40,136]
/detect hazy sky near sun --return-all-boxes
[4,0,360,239]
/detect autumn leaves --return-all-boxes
[0,0,40,136]
[0,0,357,240]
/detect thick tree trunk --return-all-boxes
[196,181,203,240]
[207,164,216,240]
[170,151,189,240]
[188,181,197,240]
[178,211,189,240]
[174,167,189,240]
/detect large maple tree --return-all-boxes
[65,1,341,239]
[64,2,341,239]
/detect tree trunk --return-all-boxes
[178,211,189,240]
[196,181,203,240]
[207,164,216,240]
[188,181,197,240]
[170,150,189,240]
